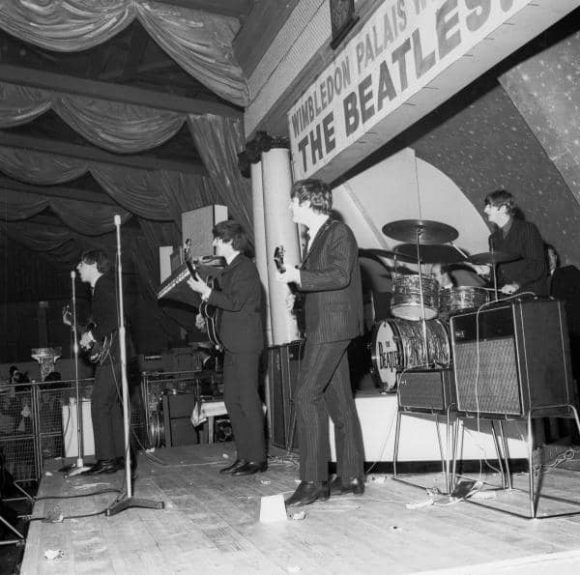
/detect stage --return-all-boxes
[18,442,580,574]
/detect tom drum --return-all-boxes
[391,275,440,321]
[439,286,489,317]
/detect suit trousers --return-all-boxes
[91,354,125,461]
[294,340,365,482]
[222,350,266,463]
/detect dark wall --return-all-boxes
[0,242,186,363]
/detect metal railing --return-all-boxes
[0,378,146,483]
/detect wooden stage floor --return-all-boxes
[20,443,580,574]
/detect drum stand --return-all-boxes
[412,229,431,369]
[382,219,460,495]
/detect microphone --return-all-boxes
[71,270,76,279]
[114,214,121,226]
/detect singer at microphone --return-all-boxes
[69,249,129,475]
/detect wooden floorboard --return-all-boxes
[19,443,580,574]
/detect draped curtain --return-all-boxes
[0,0,253,337]
[0,0,248,107]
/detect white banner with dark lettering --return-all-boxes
[288,0,531,180]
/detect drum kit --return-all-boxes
[370,218,518,393]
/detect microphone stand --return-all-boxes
[61,271,91,476]
[106,215,164,516]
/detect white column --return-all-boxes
[261,147,301,345]
[250,160,273,346]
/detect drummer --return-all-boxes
[472,190,548,297]
[432,263,486,290]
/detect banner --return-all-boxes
[288,0,531,179]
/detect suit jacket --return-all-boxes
[298,218,364,344]
[90,273,118,341]
[551,265,580,336]
[207,254,264,354]
[489,218,548,296]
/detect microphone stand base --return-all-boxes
[106,497,165,517]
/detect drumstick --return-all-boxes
[450,242,470,260]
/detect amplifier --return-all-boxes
[162,392,199,447]
[398,369,455,412]
[450,299,573,417]
[267,341,304,451]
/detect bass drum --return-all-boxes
[370,318,451,392]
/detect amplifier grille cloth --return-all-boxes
[398,371,450,411]
[454,338,522,415]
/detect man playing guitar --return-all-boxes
[71,250,126,475]
[186,221,267,476]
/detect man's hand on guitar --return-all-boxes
[62,306,72,327]
[80,331,96,350]
[195,312,207,332]
[187,275,212,301]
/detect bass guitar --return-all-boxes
[62,306,114,365]
[184,242,222,348]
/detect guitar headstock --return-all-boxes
[273,246,286,273]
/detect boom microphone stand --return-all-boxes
[61,271,91,476]
[106,215,164,516]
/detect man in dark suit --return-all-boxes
[74,250,125,474]
[473,190,548,296]
[187,220,266,476]
[278,179,365,506]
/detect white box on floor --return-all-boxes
[62,399,95,458]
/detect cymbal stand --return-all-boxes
[106,215,164,516]
[414,228,430,368]
[62,271,91,476]
[491,245,499,301]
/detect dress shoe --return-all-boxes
[83,459,119,475]
[231,461,267,476]
[219,459,247,475]
[285,481,330,507]
[331,475,365,496]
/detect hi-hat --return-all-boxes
[382,219,458,244]
[467,251,520,265]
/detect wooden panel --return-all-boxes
[233,0,302,77]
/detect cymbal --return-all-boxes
[393,243,466,264]
[382,219,458,244]
[359,248,417,264]
[467,251,520,265]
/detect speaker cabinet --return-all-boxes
[450,299,573,416]
[267,341,304,450]
[398,369,456,412]
[162,393,199,447]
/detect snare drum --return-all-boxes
[370,318,451,392]
[391,275,440,321]
[439,286,489,317]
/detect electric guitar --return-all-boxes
[184,243,222,348]
[62,306,114,364]
[273,245,304,332]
